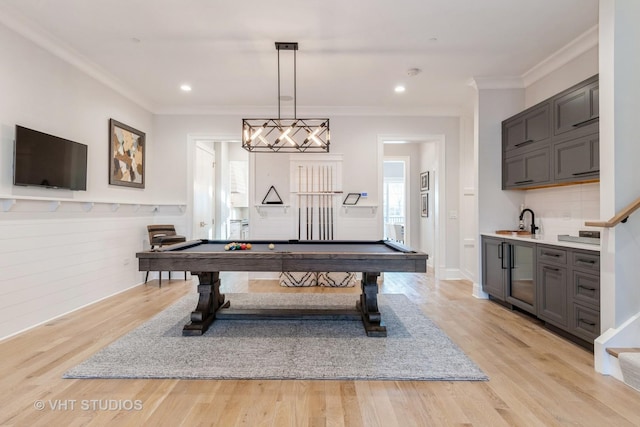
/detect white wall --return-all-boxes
[459,115,477,282]
[599,0,640,329]
[523,183,600,237]
[525,46,599,107]
[153,114,462,275]
[0,22,186,340]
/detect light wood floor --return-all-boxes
[2,272,640,426]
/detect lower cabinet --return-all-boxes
[537,261,568,327]
[536,244,601,347]
[482,238,600,350]
[481,236,536,314]
[481,236,506,300]
[567,250,601,343]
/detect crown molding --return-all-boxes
[467,76,524,90]
[522,25,599,87]
[0,5,156,112]
[154,104,464,117]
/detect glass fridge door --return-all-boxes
[509,243,535,307]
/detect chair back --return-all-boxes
[147,224,183,248]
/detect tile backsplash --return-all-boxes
[523,183,600,238]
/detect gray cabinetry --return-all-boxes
[537,246,569,327]
[481,236,536,314]
[553,133,599,182]
[482,237,600,349]
[502,75,599,190]
[568,250,601,343]
[503,147,550,189]
[503,102,551,153]
[481,236,506,300]
[553,76,599,137]
[535,245,601,348]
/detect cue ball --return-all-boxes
[268,243,275,250]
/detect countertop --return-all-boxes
[481,232,601,252]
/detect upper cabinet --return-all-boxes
[553,76,599,137]
[503,102,551,154]
[502,75,599,190]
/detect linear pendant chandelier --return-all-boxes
[242,42,330,153]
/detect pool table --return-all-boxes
[136,239,428,337]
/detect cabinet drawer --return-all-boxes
[571,303,600,342]
[538,246,567,264]
[573,271,600,307]
[572,251,600,271]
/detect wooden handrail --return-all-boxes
[585,197,640,228]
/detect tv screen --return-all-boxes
[13,125,88,191]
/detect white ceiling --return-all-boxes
[0,0,599,115]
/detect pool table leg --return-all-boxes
[357,272,387,337]
[182,272,228,336]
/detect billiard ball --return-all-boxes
[224,244,230,251]
[268,243,275,250]
[246,243,252,250]
[240,243,247,250]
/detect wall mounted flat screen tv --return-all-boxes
[13,125,88,191]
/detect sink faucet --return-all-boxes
[519,208,539,235]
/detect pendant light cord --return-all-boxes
[276,44,297,121]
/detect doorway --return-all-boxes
[187,135,246,241]
[193,141,215,239]
[383,158,408,245]
[380,136,442,277]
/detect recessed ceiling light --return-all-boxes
[180,84,192,92]
[394,85,406,93]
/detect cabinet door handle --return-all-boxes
[576,259,596,265]
[572,170,599,176]
[543,266,560,272]
[499,243,507,269]
[543,252,561,258]
[579,319,596,327]
[578,285,597,291]
[510,245,515,268]
[514,139,534,147]
[514,179,534,184]
[572,117,599,127]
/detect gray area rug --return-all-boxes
[64,293,488,381]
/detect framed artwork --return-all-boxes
[343,192,361,205]
[421,192,428,217]
[109,119,145,188]
[420,171,429,191]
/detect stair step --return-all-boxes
[606,347,640,358]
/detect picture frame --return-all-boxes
[421,192,428,217]
[343,192,361,205]
[109,118,145,188]
[420,171,429,191]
